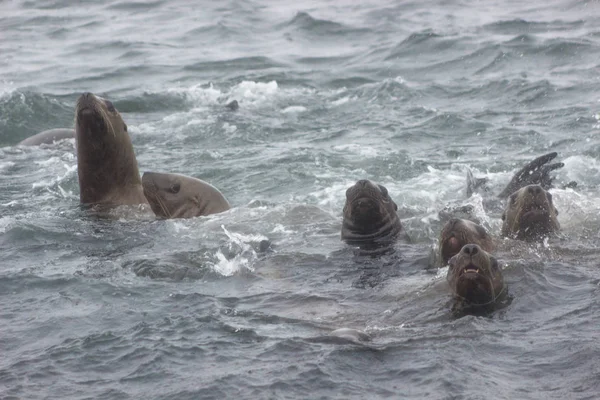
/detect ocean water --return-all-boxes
[1,0,600,398]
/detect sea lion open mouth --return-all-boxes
[446,244,506,311]
[462,263,480,275]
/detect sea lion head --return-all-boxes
[447,244,505,308]
[341,179,402,247]
[75,92,128,141]
[501,184,559,241]
[75,92,142,206]
[439,218,494,266]
[142,172,230,219]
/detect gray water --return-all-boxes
[1,0,600,399]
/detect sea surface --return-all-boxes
[1,0,600,399]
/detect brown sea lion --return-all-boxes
[75,92,147,207]
[501,184,559,241]
[447,244,506,313]
[438,218,494,266]
[18,128,75,146]
[142,172,230,219]
[341,179,403,250]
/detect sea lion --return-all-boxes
[447,244,506,313]
[438,218,494,266]
[501,184,559,241]
[18,128,75,146]
[75,92,147,207]
[341,179,403,250]
[141,172,230,219]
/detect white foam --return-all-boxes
[211,249,252,276]
[331,143,379,158]
[281,105,307,114]
[229,80,279,105]
[331,96,355,106]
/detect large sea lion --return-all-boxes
[447,244,506,313]
[501,184,559,241]
[141,172,230,219]
[341,179,403,250]
[75,92,147,207]
[18,128,75,146]
[438,218,494,266]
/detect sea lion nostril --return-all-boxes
[462,244,478,256]
[356,179,369,187]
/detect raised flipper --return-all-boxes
[466,167,489,198]
[498,152,565,198]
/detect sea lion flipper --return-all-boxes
[498,152,564,198]
[466,168,489,198]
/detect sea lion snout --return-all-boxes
[461,244,479,256]
[527,185,543,196]
[76,92,102,120]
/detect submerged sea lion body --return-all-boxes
[501,184,559,241]
[447,244,506,313]
[142,172,230,219]
[438,218,494,266]
[341,179,403,251]
[75,92,147,207]
[18,128,75,146]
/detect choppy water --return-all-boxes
[1,0,600,398]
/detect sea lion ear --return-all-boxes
[501,212,506,221]
[123,123,128,132]
[392,201,398,211]
[490,256,500,271]
[104,100,116,113]
[554,207,559,216]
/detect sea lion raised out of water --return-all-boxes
[438,218,494,266]
[341,179,404,250]
[17,128,75,146]
[447,244,506,314]
[501,184,559,241]
[75,92,147,207]
[142,172,230,219]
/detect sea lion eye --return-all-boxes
[546,192,553,202]
[105,100,116,112]
[475,224,488,239]
[170,183,181,194]
[509,193,517,205]
[378,185,388,197]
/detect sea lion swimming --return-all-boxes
[75,92,147,207]
[18,128,75,146]
[447,244,506,314]
[141,172,230,219]
[501,184,559,241]
[438,218,494,266]
[341,179,403,250]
